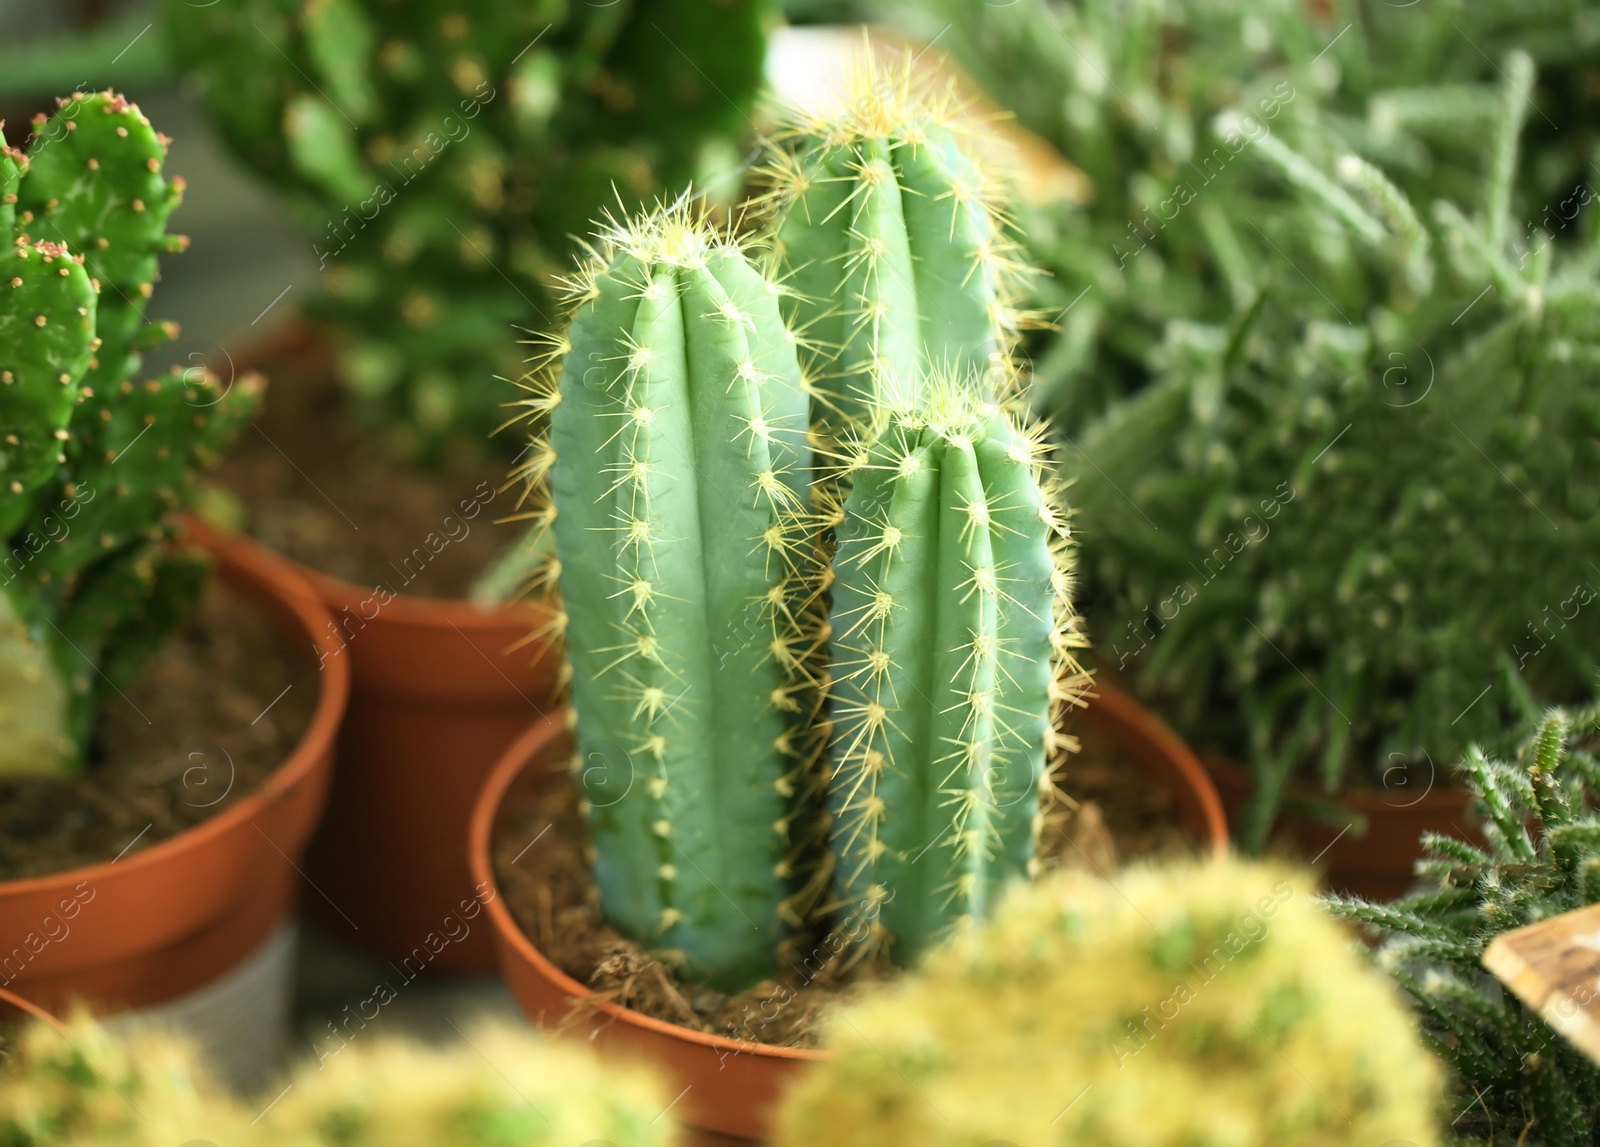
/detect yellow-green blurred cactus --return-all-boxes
[0,1012,240,1147]
[0,1014,678,1147]
[270,1021,676,1147]
[773,857,1442,1147]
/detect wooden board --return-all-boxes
[1483,901,1600,1063]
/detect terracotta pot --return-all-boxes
[1207,757,1484,901]
[193,321,564,972]
[0,524,347,1015]
[186,517,560,973]
[470,686,1229,1143]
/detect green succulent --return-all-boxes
[497,203,817,989]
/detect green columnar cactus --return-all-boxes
[0,1013,675,1147]
[826,379,1083,964]
[0,93,258,776]
[1326,703,1600,1143]
[774,858,1443,1147]
[522,204,814,990]
[163,0,775,462]
[763,63,1027,441]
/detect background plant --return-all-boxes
[162,0,775,463]
[1065,52,1600,846]
[0,90,257,777]
[886,0,1600,428]
[775,856,1442,1147]
[1326,702,1600,1145]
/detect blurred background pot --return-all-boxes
[1206,758,1484,901]
[185,496,560,974]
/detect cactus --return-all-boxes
[774,857,1443,1147]
[0,1013,675,1147]
[0,1012,234,1147]
[511,203,815,990]
[1325,701,1600,1143]
[825,379,1085,964]
[269,1021,676,1147]
[0,92,258,777]
[162,0,775,462]
[762,58,1028,443]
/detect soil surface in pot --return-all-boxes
[493,729,1202,1050]
[0,582,317,881]
[209,329,519,600]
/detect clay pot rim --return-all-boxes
[0,521,350,898]
[0,985,60,1029]
[470,688,1231,1062]
[303,562,555,630]
[469,714,830,1064]
[1087,678,1230,855]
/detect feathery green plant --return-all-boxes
[162,0,774,463]
[886,0,1600,428]
[775,857,1443,1146]
[761,62,1029,441]
[826,379,1085,964]
[1325,702,1600,1145]
[1,92,257,777]
[1065,51,1600,847]
[503,203,815,990]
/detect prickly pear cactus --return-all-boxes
[774,859,1444,1147]
[162,0,776,462]
[0,93,258,777]
[763,60,1027,441]
[518,204,816,989]
[826,379,1085,964]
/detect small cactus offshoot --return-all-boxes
[501,202,819,990]
[774,858,1444,1147]
[826,378,1086,964]
[0,92,258,776]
